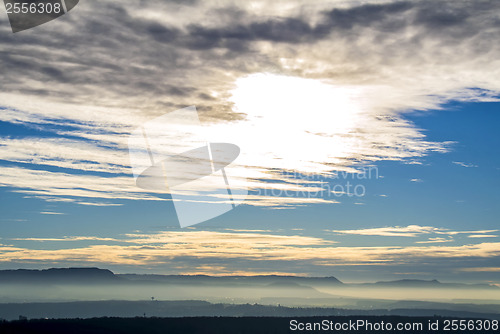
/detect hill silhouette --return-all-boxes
[1,268,496,289]
[0,268,119,284]
[359,279,498,289]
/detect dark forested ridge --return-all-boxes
[1,316,499,334]
[0,300,499,322]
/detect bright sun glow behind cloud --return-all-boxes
[229,73,363,173]
[198,73,449,201]
[0,73,451,208]
[131,72,449,209]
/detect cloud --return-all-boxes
[410,178,423,182]
[330,225,499,238]
[442,229,499,236]
[331,225,443,237]
[0,0,499,208]
[1,230,500,275]
[0,166,167,203]
[452,161,479,168]
[459,267,500,272]
[12,236,120,242]
[0,137,131,174]
[415,237,454,244]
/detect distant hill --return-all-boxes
[1,268,497,290]
[0,268,344,286]
[0,268,119,284]
[359,279,499,289]
[0,268,343,283]
[117,273,343,286]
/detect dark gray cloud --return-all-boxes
[1,0,499,114]
[321,1,413,31]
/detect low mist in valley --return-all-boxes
[1,268,499,310]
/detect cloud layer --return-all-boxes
[2,227,499,281]
[1,0,499,207]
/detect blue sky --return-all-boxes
[1,100,499,283]
[0,0,499,283]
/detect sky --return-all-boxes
[0,0,499,284]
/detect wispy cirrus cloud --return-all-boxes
[0,166,167,204]
[331,225,443,237]
[39,211,65,215]
[12,236,120,242]
[453,161,479,168]
[415,237,454,244]
[330,225,499,241]
[0,137,131,174]
[459,267,500,272]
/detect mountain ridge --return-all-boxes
[0,268,497,289]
